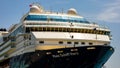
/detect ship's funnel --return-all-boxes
[29,3,44,13]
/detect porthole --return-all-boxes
[104,44,108,45]
[67,42,72,44]
[74,42,79,44]
[39,41,44,44]
[89,42,93,45]
[59,41,63,44]
[81,42,85,45]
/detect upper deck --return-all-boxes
[24,13,89,24]
[8,3,111,37]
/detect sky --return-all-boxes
[0,0,120,68]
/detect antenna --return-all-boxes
[62,8,64,14]
[50,7,53,13]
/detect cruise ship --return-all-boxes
[0,3,114,68]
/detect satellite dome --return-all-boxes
[67,8,78,15]
[29,3,44,13]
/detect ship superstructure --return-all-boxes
[0,3,114,68]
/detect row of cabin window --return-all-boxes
[26,27,110,35]
[39,41,93,45]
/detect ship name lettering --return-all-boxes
[52,52,79,58]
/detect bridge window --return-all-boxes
[25,15,89,24]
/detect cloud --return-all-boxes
[97,0,120,23]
